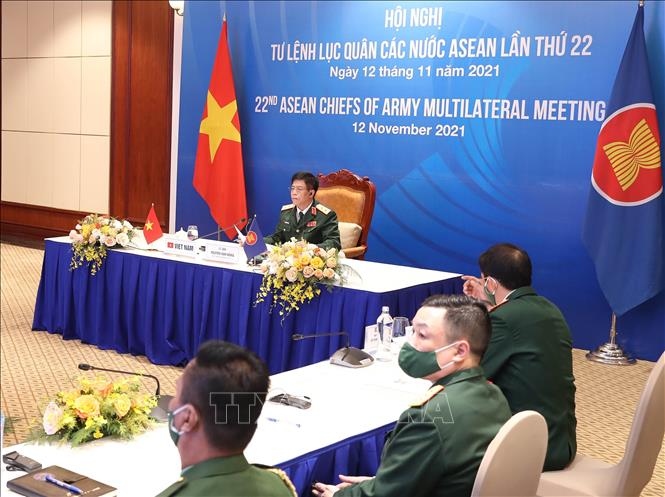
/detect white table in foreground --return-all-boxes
[1,358,428,496]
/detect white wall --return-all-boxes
[1,0,112,214]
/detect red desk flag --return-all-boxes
[193,19,248,240]
[143,204,163,245]
[581,4,663,316]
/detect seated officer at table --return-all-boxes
[461,242,577,471]
[313,295,511,497]
[264,171,341,251]
[155,340,296,497]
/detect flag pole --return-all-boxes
[586,313,636,365]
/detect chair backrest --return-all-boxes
[471,411,548,497]
[616,351,665,496]
[316,169,376,259]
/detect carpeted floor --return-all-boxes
[0,241,663,495]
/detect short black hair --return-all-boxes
[478,243,532,290]
[291,171,319,193]
[420,294,491,358]
[180,340,270,453]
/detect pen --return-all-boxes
[266,417,301,428]
[45,475,83,494]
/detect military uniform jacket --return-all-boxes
[263,200,341,251]
[154,454,296,497]
[337,367,511,497]
[482,286,577,471]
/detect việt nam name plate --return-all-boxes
[197,239,242,264]
[162,235,198,258]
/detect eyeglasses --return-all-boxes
[288,186,308,192]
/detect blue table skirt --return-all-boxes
[280,424,391,496]
[33,240,462,373]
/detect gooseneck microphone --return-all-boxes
[77,363,173,422]
[292,332,350,348]
[291,332,374,369]
[197,217,248,240]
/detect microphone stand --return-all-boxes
[292,332,374,368]
[78,363,173,422]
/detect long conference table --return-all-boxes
[1,358,430,497]
[32,237,462,374]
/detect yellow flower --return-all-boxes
[112,394,132,418]
[74,394,100,419]
[93,430,104,439]
[311,256,324,269]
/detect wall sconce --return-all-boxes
[169,1,184,16]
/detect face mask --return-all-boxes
[168,404,189,446]
[483,277,497,306]
[398,341,460,378]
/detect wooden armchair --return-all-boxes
[316,169,376,259]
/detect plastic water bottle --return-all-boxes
[376,306,394,361]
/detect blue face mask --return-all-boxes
[168,404,189,446]
[398,341,460,378]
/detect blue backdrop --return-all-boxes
[176,1,665,361]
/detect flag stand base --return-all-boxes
[586,342,636,365]
[586,312,636,365]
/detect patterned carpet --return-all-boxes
[0,241,663,495]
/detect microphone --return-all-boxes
[197,217,248,240]
[291,332,374,368]
[78,363,173,422]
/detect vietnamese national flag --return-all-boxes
[143,204,163,244]
[582,4,663,316]
[193,19,248,240]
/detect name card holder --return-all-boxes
[197,239,242,265]
[162,235,198,258]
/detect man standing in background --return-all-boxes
[462,242,577,471]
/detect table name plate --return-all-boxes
[162,236,198,258]
[197,239,243,264]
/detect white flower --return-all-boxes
[92,228,101,238]
[75,224,82,230]
[43,401,64,435]
[115,232,129,246]
[104,236,116,247]
[123,220,133,229]
[112,219,122,230]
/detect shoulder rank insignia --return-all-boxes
[316,203,331,215]
[266,468,298,497]
[281,203,295,211]
[410,384,444,407]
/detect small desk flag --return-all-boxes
[581,4,663,316]
[242,217,268,261]
[143,204,164,245]
[193,18,248,240]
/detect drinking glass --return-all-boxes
[187,225,199,241]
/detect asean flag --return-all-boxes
[582,4,663,316]
[193,19,248,240]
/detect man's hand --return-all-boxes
[337,475,372,488]
[461,275,485,300]
[312,482,340,497]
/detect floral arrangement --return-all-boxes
[34,375,156,446]
[69,214,135,274]
[255,238,346,316]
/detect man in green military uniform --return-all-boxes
[264,171,341,251]
[313,295,511,497]
[462,243,577,471]
[155,340,296,497]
